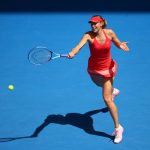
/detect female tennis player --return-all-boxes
[67,15,129,144]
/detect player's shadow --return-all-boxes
[30,107,114,140]
[0,107,114,142]
[0,136,31,142]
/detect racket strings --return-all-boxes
[29,49,52,65]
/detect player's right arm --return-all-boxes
[68,33,90,58]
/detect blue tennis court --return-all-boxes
[0,12,150,150]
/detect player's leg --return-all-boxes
[89,74,120,100]
[102,77,119,127]
[102,77,123,143]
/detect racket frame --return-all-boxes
[28,46,67,65]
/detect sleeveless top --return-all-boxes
[87,30,117,78]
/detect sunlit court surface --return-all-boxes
[0,10,150,150]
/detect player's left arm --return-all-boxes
[109,29,129,51]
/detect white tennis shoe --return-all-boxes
[112,88,120,101]
[113,124,124,144]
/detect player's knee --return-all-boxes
[103,94,112,105]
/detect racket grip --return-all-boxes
[60,54,68,57]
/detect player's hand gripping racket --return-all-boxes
[28,46,68,65]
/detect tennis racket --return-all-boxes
[28,46,68,65]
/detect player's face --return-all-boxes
[90,22,101,33]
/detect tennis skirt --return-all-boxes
[87,60,117,87]
[87,60,118,78]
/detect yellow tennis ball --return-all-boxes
[8,85,14,90]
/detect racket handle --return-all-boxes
[60,54,68,57]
